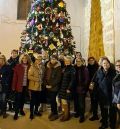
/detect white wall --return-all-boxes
[0,0,26,58]
[114,0,120,61]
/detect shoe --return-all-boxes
[3,113,8,119]
[89,115,99,121]
[20,110,25,116]
[74,113,79,118]
[29,114,34,120]
[100,118,103,123]
[14,114,18,120]
[99,125,108,129]
[79,117,85,123]
[34,111,42,116]
[49,114,58,121]
[48,113,53,119]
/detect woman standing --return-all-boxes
[113,60,120,128]
[74,58,89,122]
[7,49,19,111]
[28,54,45,120]
[12,53,31,120]
[0,55,10,118]
[44,55,62,121]
[87,57,99,121]
[93,57,116,129]
[59,56,75,121]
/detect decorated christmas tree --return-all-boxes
[20,0,75,56]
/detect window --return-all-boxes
[17,0,31,20]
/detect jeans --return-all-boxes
[0,92,7,113]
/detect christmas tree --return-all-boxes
[20,0,75,56]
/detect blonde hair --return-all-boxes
[19,53,31,65]
[0,55,7,65]
[64,56,73,63]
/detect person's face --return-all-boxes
[11,51,18,59]
[115,62,120,73]
[89,58,95,65]
[50,58,57,64]
[22,56,28,64]
[59,54,64,60]
[42,52,48,60]
[102,60,110,71]
[76,59,83,67]
[35,58,42,65]
[64,58,71,66]
[76,53,81,59]
[0,59,4,65]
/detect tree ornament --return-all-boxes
[36,5,41,12]
[42,17,45,21]
[49,44,56,50]
[45,7,52,14]
[58,1,64,8]
[49,32,54,38]
[29,19,35,26]
[37,23,43,31]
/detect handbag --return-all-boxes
[89,70,97,90]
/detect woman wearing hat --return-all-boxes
[28,54,45,120]
[0,55,10,118]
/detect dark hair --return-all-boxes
[50,55,58,60]
[88,57,95,62]
[101,57,111,65]
[11,49,18,54]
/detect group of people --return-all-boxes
[0,50,120,129]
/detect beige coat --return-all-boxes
[28,63,44,91]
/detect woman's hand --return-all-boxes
[66,89,71,93]
[117,104,120,109]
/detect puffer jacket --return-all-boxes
[58,65,76,100]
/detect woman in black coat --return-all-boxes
[93,57,116,129]
[87,57,99,121]
[7,49,19,111]
[74,58,89,123]
[113,60,120,127]
[0,55,10,118]
[59,56,75,121]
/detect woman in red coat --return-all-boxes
[12,53,31,120]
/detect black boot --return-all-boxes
[89,115,99,121]
[14,113,18,120]
[29,113,34,120]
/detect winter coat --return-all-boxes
[0,64,10,93]
[112,73,120,104]
[12,64,30,92]
[93,67,116,105]
[74,65,89,94]
[28,63,45,91]
[7,56,19,90]
[87,63,99,81]
[58,65,76,100]
[44,61,62,92]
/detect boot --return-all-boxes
[3,112,8,119]
[60,104,70,122]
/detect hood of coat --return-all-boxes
[47,61,61,69]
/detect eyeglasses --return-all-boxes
[116,65,120,67]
